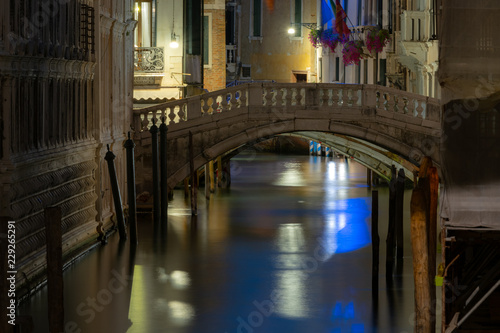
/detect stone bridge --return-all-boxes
[132,83,442,189]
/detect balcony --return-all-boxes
[399,10,438,68]
[134,47,165,86]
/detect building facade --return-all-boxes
[317,0,439,98]
[226,0,318,84]
[0,0,135,289]
[133,0,226,103]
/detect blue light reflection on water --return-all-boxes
[19,153,417,333]
[321,198,372,256]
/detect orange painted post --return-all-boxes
[411,185,432,333]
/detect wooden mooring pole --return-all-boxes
[189,132,197,215]
[45,207,64,333]
[104,145,127,240]
[410,185,432,333]
[124,132,138,245]
[386,165,397,280]
[150,119,161,227]
[159,117,168,227]
[395,168,406,261]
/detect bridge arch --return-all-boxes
[133,83,442,190]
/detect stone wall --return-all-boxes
[0,0,135,288]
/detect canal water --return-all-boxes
[20,151,420,333]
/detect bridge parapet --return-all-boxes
[131,82,442,192]
[133,83,441,133]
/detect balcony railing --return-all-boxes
[134,47,164,72]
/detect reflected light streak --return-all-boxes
[273,162,305,187]
[274,224,309,318]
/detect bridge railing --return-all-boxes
[133,83,440,132]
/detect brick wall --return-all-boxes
[204,6,226,92]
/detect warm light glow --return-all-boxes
[170,40,179,48]
[134,3,140,12]
[288,27,295,34]
[170,33,179,48]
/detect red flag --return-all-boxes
[334,0,350,39]
[265,0,274,12]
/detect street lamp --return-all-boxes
[170,32,179,48]
[287,22,319,35]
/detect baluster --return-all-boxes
[346,88,355,106]
[415,100,425,118]
[332,87,341,107]
[152,110,158,127]
[275,88,284,106]
[230,91,238,109]
[296,88,304,106]
[221,93,229,111]
[202,98,210,115]
[403,97,409,114]
[284,88,293,106]
[141,113,149,131]
[321,89,330,106]
[239,89,247,106]
[211,96,218,113]
[178,104,187,121]
[264,88,273,106]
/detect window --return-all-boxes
[293,0,302,37]
[80,4,95,56]
[134,1,156,47]
[335,57,340,82]
[252,0,262,37]
[379,59,387,85]
[241,65,251,79]
[203,15,212,67]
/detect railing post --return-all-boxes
[104,145,127,241]
[159,117,168,227]
[187,97,202,120]
[363,84,378,109]
[124,132,138,245]
[150,119,160,227]
[247,83,264,111]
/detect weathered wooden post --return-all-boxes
[372,190,380,297]
[150,119,160,226]
[216,156,222,188]
[205,163,210,199]
[189,131,197,215]
[124,132,138,245]
[395,168,406,261]
[386,165,397,280]
[104,145,127,240]
[428,166,439,332]
[410,185,432,333]
[44,207,64,333]
[159,117,168,227]
[209,160,215,192]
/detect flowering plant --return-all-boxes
[320,29,342,52]
[366,28,391,54]
[308,29,322,48]
[342,40,364,65]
